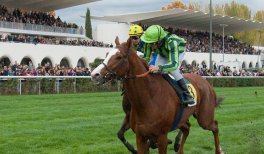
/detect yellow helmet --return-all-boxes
[129,24,143,36]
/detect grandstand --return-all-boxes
[92,8,264,71]
[0,0,100,12]
[0,0,111,76]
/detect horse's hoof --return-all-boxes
[174,143,180,152]
[147,140,158,149]
[150,143,158,149]
[148,139,172,149]
[132,150,137,154]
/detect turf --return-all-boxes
[0,87,264,154]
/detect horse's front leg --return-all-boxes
[117,113,137,154]
[117,96,137,153]
[174,130,183,152]
[136,134,149,154]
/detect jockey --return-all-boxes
[140,25,194,105]
[129,24,157,65]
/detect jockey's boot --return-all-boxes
[177,79,195,106]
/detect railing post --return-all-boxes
[74,78,76,93]
[19,78,22,95]
[117,81,121,92]
[38,80,41,95]
[56,79,60,94]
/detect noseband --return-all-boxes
[102,54,129,80]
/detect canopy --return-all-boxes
[91,8,264,34]
[0,0,100,12]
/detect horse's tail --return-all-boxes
[215,97,224,107]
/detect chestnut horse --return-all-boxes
[91,38,223,154]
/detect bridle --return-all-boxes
[101,55,128,80]
[101,48,150,81]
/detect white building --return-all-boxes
[0,42,108,68]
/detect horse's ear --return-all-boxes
[115,36,121,46]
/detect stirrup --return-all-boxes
[183,99,195,105]
[182,95,195,105]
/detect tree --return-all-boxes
[221,1,256,45]
[161,0,187,10]
[254,10,264,22]
[85,8,92,39]
[254,10,264,46]
[188,2,201,11]
[215,4,224,15]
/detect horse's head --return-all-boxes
[91,37,132,84]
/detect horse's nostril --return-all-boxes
[91,73,101,81]
[91,73,99,78]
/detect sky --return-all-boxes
[56,0,264,28]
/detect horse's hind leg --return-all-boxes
[117,114,137,154]
[157,134,169,154]
[178,121,190,154]
[198,118,221,154]
[174,130,183,152]
[211,120,221,154]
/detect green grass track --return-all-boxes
[0,87,264,154]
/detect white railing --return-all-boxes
[0,76,91,95]
[0,76,91,79]
[203,76,264,79]
[0,21,84,35]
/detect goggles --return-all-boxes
[131,36,140,40]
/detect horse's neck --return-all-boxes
[129,56,148,76]
[123,53,157,108]
[126,51,150,79]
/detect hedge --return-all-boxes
[206,77,264,87]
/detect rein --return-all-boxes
[124,70,150,79]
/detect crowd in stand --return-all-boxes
[180,63,264,76]
[141,25,259,55]
[0,61,91,76]
[0,27,258,52]
[0,5,78,28]
[0,33,113,48]
[0,5,114,47]
[0,60,263,77]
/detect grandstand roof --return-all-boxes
[91,8,264,35]
[0,0,100,12]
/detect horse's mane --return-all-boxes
[115,36,149,71]
[115,39,148,71]
[138,56,149,70]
